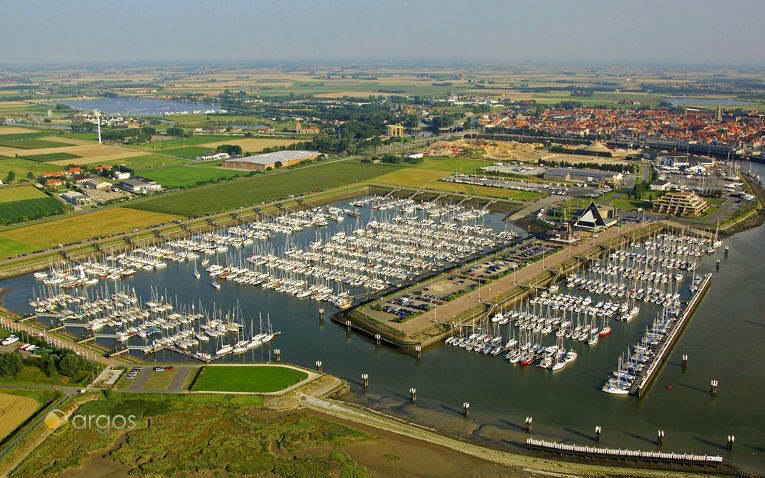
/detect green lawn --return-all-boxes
[129,160,401,217]
[191,365,308,393]
[137,165,243,188]
[20,152,81,163]
[142,369,178,390]
[609,198,653,211]
[155,146,214,158]
[0,365,91,387]
[0,185,47,203]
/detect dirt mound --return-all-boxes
[427,139,542,159]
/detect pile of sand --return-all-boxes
[427,139,543,159]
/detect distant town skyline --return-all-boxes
[1,0,764,67]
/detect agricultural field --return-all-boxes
[11,393,369,478]
[18,152,80,163]
[0,208,181,258]
[104,153,187,170]
[198,137,301,153]
[0,136,73,150]
[155,146,214,158]
[191,365,308,393]
[134,134,233,151]
[130,160,401,217]
[137,165,244,188]
[0,389,60,442]
[0,185,66,225]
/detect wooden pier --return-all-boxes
[527,438,723,467]
[630,273,713,397]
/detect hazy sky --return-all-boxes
[1,0,763,66]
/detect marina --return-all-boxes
[1,178,764,472]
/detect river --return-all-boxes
[1,171,764,473]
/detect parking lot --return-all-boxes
[366,239,559,324]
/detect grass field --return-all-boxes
[0,185,66,225]
[137,165,244,188]
[100,153,187,169]
[136,134,233,151]
[199,137,301,153]
[0,197,66,225]
[0,158,60,184]
[609,198,653,211]
[12,393,369,478]
[155,146,214,158]
[0,208,181,258]
[0,138,74,149]
[0,185,47,203]
[19,152,81,163]
[142,369,178,390]
[129,160,401,217]
[191,365,308,393]
[0,365,91,387]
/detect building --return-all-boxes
[652,190,709,216]
[44,178,63,188]
[117,178,161,193]
[295,121,320,134]
[543,167,623,185]
[386,124,404,137]
[60,191,90,205]
[72,173,91,184]
[195,152,230,161]
[115,172,131,180]
[221,150,320,172]
[650,180,674,192]
[82,178,110,190]
[573,201,618,231]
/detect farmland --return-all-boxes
[103,153,186,170]
[137,165,244,188]
[154,145,214,158]
[191,365,308,393]
[198,137,301,153]
[0,185,66,225]
[19,152,80,163]
[0,137,73,149]
[130,160,401,217]
[0,208,181,258]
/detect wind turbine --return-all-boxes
[94,108,102,144]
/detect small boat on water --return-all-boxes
[212,280,221,290]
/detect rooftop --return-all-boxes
[224,150,320,166]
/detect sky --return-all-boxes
[1,0,763,66]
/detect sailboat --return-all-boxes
[194,263,201,279]
[212,280,220,289]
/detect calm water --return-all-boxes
[2,183,764,472]
[51,98,221,115]
[664,97,753,106]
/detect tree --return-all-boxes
[274,161,283,168]
[6,170,15,183]
[27,171,34,180]
[57,350,87,377]
[0,351,23,377]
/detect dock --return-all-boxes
[630,273,713,397]
[527,438,723,467]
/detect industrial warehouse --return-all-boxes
[221,150,321,171]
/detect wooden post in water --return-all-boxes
[657,430,664,446]
[525,416,533,433]
[319,308,324,320]
[361,373,368,389]
[681,354,688,369]
[273,349,281,363]
[315,360,323,373]
[594,426,602,442]
[409,387,416,403]
[415,344,422,359]
[727,434,735,451]
[375,334,381,346]
[710,379,719,395]
[463,402,470,417]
